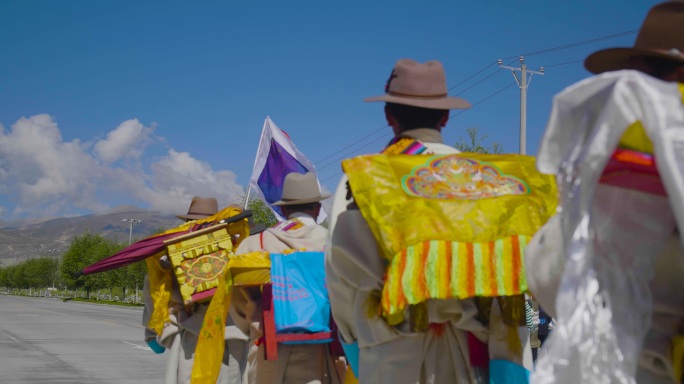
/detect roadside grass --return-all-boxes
[2,287,144,307]
[64,297,144,307]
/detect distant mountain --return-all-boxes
[0,210,183,267]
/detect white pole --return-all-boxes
[244,117,269,210]
[520,61,527,155]
[122,218,141,245]
[498,57,544,155]
[243,184,253,210]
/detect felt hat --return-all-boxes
[365,58,471,110]
[585,2,684,74]
[272,172,331,206]
[176,197,219,221]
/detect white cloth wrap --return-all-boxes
[532,70,684,384]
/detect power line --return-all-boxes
[313,29,639,183]
[318,130,392,173]
[453,67,504,97]
[314,126,387,167]
[542,59,585,68]
[319,83,516,183]
[448,62,498,92]
[453,83,516,117]
[502,29,639,60]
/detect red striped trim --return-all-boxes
[511,236,521,292]
[397,248,408,308]
[420,241,430,298]
[465,242,475,297]
[403,141,427,155]
[488,241,498,296]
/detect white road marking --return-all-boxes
[121,341,150,351]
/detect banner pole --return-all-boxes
[243,185,252,210]
[244,117,269,210]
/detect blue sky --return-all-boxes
[0,1,656,220]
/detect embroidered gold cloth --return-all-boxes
[342,153,557,322]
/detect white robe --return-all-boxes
[527,70,684,384]
[142,270,248,384]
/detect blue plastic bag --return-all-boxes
[489,359,530,384]
[340,337,360,377]
[270,251,331,342]
[146,338,165,354]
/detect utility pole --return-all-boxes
[122,218,142,245]
[498,56,544,155]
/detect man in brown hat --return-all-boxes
[326,59,533,383]
[525,2,684,383]
[229,172,341,384]
[584,1,684,82]
[143,196,248,384]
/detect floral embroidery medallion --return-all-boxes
[182,253,229,288]
[402,155,529,199]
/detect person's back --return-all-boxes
[142,197,247,384]
[230,172,341,384]
[525,4,684,382]
[327,59,537,383]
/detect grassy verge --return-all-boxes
[63,297,144,307]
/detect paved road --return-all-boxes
[0,294,166,383]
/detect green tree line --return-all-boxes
[0,233,147,299]
[0,257,60,289]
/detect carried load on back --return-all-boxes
[342,142,558,326]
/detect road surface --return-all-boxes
[0,294,166,383]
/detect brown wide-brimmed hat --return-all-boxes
[585,1,684,74]
[365,59,471,110]
[176,196,219,221]
[272,172,331,206]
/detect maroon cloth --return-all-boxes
[467,332,489,368]
[80,230,188,275]
[81,211,253,275]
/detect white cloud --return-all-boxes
[0,114,245,219]
[143,150,245,213]
[0,115,100,214]
[94,119,154,163]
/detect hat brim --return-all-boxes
[175,213,213,221]
[585,47,684,74]
[271,193,332,206]
[364,94,471,110]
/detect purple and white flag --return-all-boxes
[248,116,326,222]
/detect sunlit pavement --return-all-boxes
[0,295,165,383]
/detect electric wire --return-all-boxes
[274,29,640,189]
[502,29,639,60]
[314,29,637,174]
[542,59,585,68]
[318,83,516,183]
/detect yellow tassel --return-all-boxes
[344,365,359,384]
[364,290,382,319]
[145,256,172,335]
[190,269,233,384]
[506,325,523,357]
[673,335,684,384]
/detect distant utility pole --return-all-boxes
[122,219,142,245]
[498,56,544,155]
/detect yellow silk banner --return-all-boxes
[343,153,557,320]
[191,269,233,384]
[144,256,172,335]
[145,206,250,335]
[190,251,271,383]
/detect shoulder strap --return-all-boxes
[382,137,428,155]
